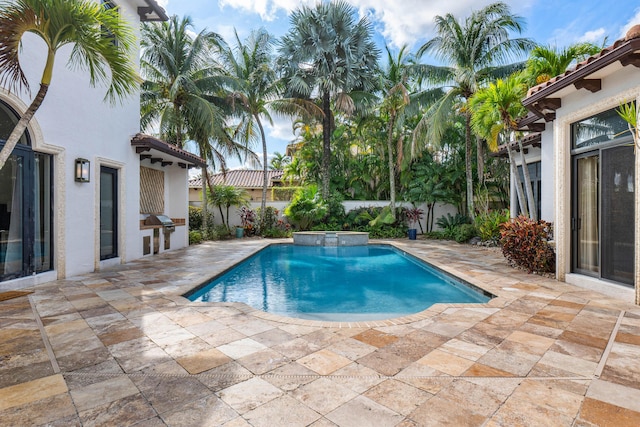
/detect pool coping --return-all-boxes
[170,240,515,328]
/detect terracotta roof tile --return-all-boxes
[189,170,284,188]
[524,26,640,104]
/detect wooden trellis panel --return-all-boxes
[140,167,164,214]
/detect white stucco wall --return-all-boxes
[534,61,640,298]
[0,1,160,287]
[212,200,458,233]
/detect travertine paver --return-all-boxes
[1,239,640,425]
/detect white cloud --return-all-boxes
[218,0,313,21]
[619,7,640,38]
[212,0,532,49]
[266,114,295,142]
[348,0,533,49]
[578,28,606,43]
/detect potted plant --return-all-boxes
[238,206,256,238]
[405,206,424,240]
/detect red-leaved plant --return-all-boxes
[499,215,555,274]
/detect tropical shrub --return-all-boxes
[475,209,510,243]
[453,223,477,243]
[207,224,233,240]
[436,213,471,233]
[256,207,291,238]
[500,216,555,274]
[188,230,203,245]
[405,206,425,231]
[272,186,303,201]
[324,192,346,226]
[238,206,256,236]
[188,206,214,231]
[284,185,327,230]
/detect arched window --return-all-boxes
[0,101,30,146]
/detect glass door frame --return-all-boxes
[571,141,635,286]
[0,143,35,281]
[99,165,118,260]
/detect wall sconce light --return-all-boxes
[75,158,90,182]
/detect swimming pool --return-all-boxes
[185,244,492,321]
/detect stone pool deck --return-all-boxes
[1,239,640,426]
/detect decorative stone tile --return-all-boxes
[229,319,275,337]
[414,349,475,376]
[201,327,247,347]
[587,379,640,413]
[272,338,322,360]
[218,338,267,359]
[440,338,491,361]
[78,394,156,427]
[356,348,413,376]
[297,349,352,375]
[250,328,295,347]
[536,351,597,377]
[262,363,319,392]
[476,347,539,377]
[176,348,231,374]
[326,337,377,360]
[363,379,431,416]
[196,361,253,393]
[217,377,283,414]
[0,392,76,427]
[352,329,398,348]
[244,395,321,427]
[160,394,238,427]
[577,397,640,427]
[326,396,403,427]
[236,348,289,375]
[70,375,139,412]
[0,374,68,412]
[330,363,385,393]
[291,377,358,414]
[133,375,212,414]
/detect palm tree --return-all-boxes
[414,2,534,219]
[208,184,249,229]
[0,0,139,170]
[379,45,411,217]
[270,152,290,170]
[526,42,602,85]
[141,16,250,231]
[469,72,536,219]
[377,44,442,217]
[278,0,380,198]
[217,28,320,226]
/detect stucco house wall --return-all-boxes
[0,1,198,291]
[516,28,640,303]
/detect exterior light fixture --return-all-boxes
[75,158,90,182]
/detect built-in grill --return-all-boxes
[144,214,175,232]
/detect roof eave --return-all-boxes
[523,38,640,117]
[138,0,168,22]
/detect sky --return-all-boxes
[154,0,640,170]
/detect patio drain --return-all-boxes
[61,370,591,383]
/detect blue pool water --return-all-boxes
[186,244,491,321]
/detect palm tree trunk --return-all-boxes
[386,112,396,217]
[256,115,268,227]
[518,140,537,221]
[201,168,209,231]
[507,145,528,217]
[464,113,475,219]
[0,84,49,171]
[321,90,331,199]
[476,136,485,185]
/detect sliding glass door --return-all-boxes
[100,166,118,260]
[572,149,635,286]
